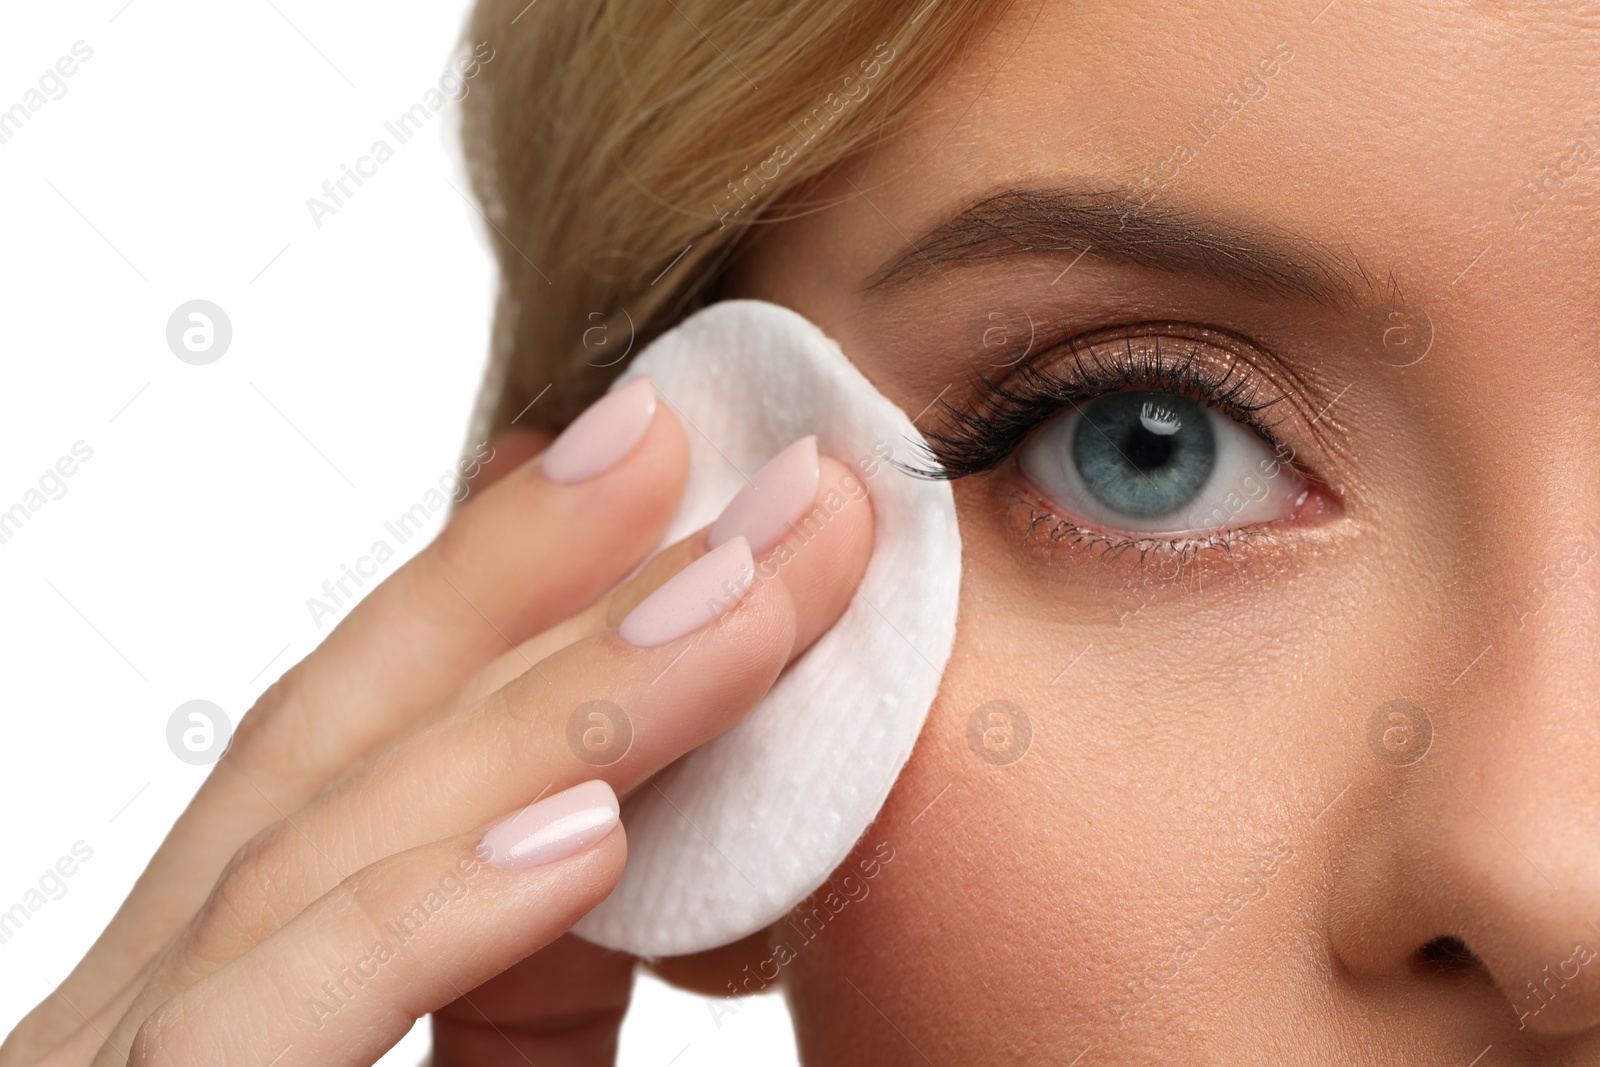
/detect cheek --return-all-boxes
[783,544,1158,1055]
[784,651,1151,1061]
[784,482,1350,1060]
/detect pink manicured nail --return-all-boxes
[618,536,755,648]
[477,780,620,869]
[540,377,658,485]
[708,436,820,554]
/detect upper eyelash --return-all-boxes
[906,326,1290,481]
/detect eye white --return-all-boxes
[1017,395,1304,536]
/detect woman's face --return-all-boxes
[727,1,1600,1062]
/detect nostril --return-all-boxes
[1416,936,1481,974]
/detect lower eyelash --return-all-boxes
[1005,492,1277,579]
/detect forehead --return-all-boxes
[839,1,1600,307]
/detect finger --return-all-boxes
[99,783,626,1067]
[469,426,553,491]
[431,935,635,1066]
[127,451,872,1033]
[26,963,148,1067]
[220,379,687,810]
[458,451,871,703]
[646,929,777,997]
[17,390,683,1057]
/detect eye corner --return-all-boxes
[1286,480,1344,524]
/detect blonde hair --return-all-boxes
[458,0,998,439]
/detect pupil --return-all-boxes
[1124,429,1173,471]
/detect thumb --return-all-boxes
[430,934,635,1065]
[469,426,556,495]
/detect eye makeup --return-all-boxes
[909,321,1342,569]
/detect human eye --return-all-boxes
[914,322,1340,563]
[1021,388,1301,534]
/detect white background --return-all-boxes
[0,2,797,1063]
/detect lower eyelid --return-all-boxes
[1006,483,1255,568]
[1001,456,1333,581]
[997,494,1300,625]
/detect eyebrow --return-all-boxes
[864,186,1373,310]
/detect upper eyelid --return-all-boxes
[909,322,1317,482]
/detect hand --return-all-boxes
[2,385,873,1067]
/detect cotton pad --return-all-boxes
[571,299,962,957]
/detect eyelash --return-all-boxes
[1002,493,1277,573]
[907,325,1299,569]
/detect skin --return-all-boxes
[722,0,1600,1063]
[7,2,1597,1065]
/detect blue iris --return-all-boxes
[1071,391,1216,518]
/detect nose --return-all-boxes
[1328,528,1600,1036]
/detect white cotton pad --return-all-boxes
[571,299,962,957]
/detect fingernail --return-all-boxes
[477,779,620,869]
[540,377,658,485]
[618,536,755,648]
[708,436,820,554]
